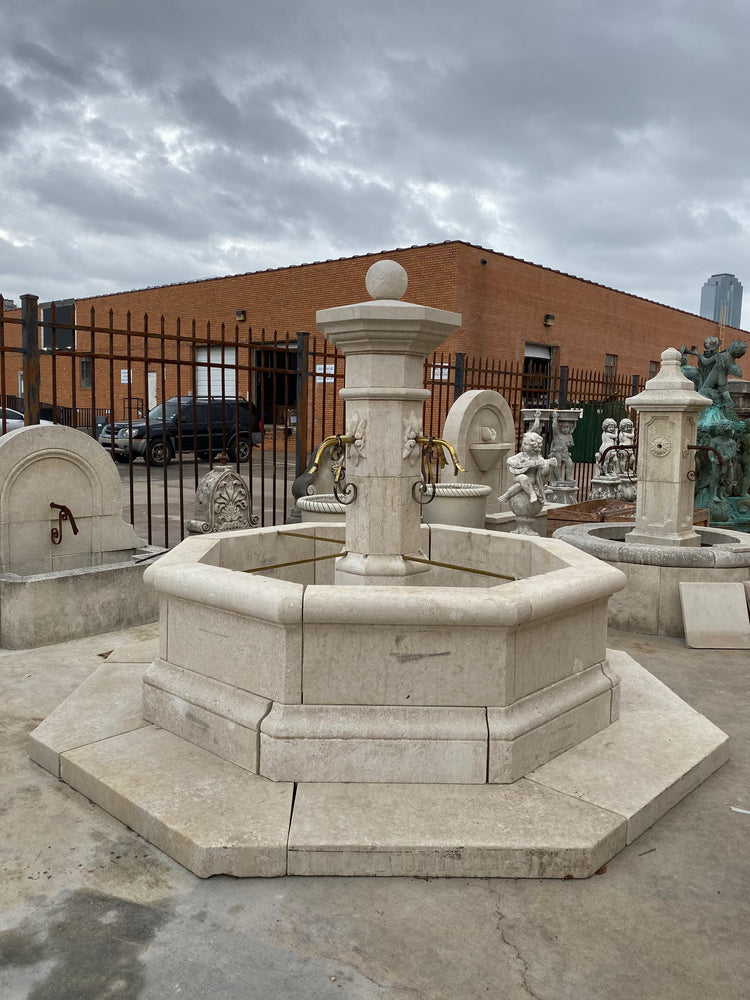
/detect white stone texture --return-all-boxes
[143,659,271,770]
[28,660,149,777]
[60,726,294,877]
[679,582,750,648]
[287,781,626,878]
[364,259,409,300]
[165,597,302,704]
[0,425,146,575]
[439,389,516,516]
[31,636,728,877]
[488,663,617,782]
[259,704,488,783]
[529,648,729,842]
[625,348,711,547]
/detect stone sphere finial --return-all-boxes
[661,347,681,363]
[365,260,408,301]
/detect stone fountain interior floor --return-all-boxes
[27,632,728,879]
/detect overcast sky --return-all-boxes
[1,0,748,324]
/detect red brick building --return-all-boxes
[1,240,727,428]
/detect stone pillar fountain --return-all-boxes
[625,348,710,547]
[28,267,731,878]
[316,260,460,586]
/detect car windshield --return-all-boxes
[147,400,181,421]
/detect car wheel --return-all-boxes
[147,440,173,466]
[229,437,250,462]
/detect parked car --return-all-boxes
[0,407,54,435]
[98,397,263,465]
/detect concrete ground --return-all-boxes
[1,624,748,1000]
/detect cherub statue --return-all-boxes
[499,431,557,504]
[548,411,577,483]
[617,417,636,476]
[595,418,619,477]
[708,421,739,501]
[680,335,721,391]
[700,339,747,409]
[741,420,750,497]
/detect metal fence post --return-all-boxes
[558,365,569,409]
[21,294,40,425]
[454,352,465,401]
[295,331,309,480]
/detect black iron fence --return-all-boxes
[1,294,644,545]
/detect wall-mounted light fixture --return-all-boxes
[544,314,555,327]
[480,258,488,266]
[235,310,246,322]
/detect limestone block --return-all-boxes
[60,726,294,877]
[511,599,609,700]
[529,649,729,843]
[605,561,661,635]
[166,597,302,703]
[217,525,315,576]
[259,704,487,783]
[301,621,511,706]
[489,675,615,783]
[28,661,149,777]
[661,567,750,637]
[143,658,272,771]
[679,582,750,648]
[287,781,626,878]
[0,559,160,649]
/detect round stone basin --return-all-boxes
[554,522,750,637]
[143,522,626,785]
[420,482,492,529]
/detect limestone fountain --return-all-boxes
[556,348,750,636]
[30,264,728,878]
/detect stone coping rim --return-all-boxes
[0,546,165,583]
[554,523,750,568]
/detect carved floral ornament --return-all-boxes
[649,436,672,458]
[402,411,424,465]
[345,414,367,467]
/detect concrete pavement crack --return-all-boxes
[493,901,543,1000]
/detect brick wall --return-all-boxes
[2,240,730,424]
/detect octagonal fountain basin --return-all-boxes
[554,522,750,637]
[142,521,625,786]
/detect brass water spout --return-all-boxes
[416,436,466,476]
[308,434,354,475]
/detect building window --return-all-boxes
[649,360,659,377]
[80,358,92,389]
[17,372,23,396]
[604,354,618,379]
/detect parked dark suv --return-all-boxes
[98,396,262,465]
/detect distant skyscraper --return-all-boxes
[700,273,743,329]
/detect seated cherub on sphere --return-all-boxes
[499,431,557,504]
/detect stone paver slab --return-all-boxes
[527,650,729,841]
[679,581,750,648]
[28,660,149,777]
[288,780,626,878]
[60,726,294,877]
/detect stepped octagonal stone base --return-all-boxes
[29,644,728,879]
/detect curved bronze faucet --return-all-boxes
[415,436,466,476]
[308,434,355,475]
